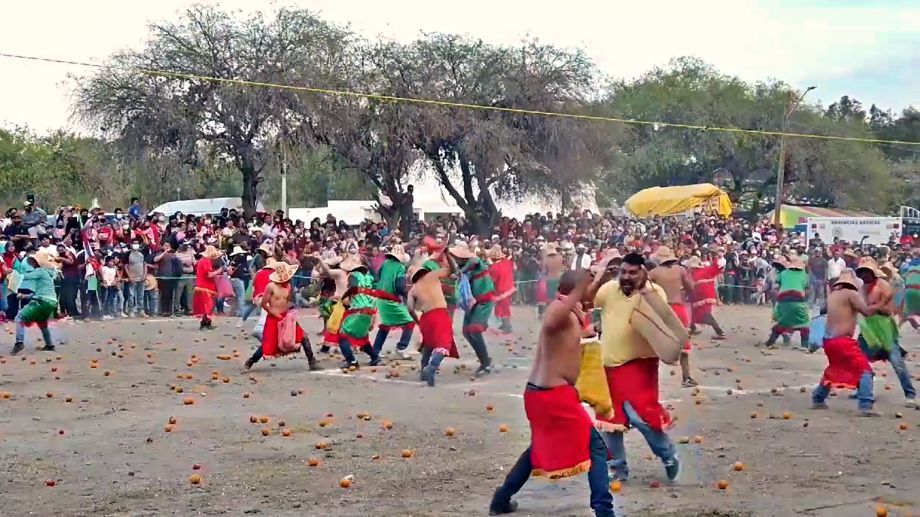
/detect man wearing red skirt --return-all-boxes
[407,260,460,387]
[245,261,320,371]
[193,246,223,331]
[488,246,516,334]
[490,270,613,517]
[812,270,883,416]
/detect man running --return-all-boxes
[764,255,810,348]
[648,246,697,387]
[489,270,614,517]
[588,252,680,484]
[855,257,917,408]
[245,261,320,371]
[407,254,459,387]
[371,244,415,359]
[811,270,882,415]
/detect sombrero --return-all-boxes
[340,256,366,272]
[34,250,60,269]
[448,243,476,260]
[202,245,222,259]
[385,244,407,263]
[843,249,859,259]
[489,245,506,260]
[834,269,859,289]
[407,264,429,283]
[257,243,273,256]
[322,256,343,268]
[269,261,299,283]
[653,246,678,264]
[855,257,886,278]
[686,256,703,269]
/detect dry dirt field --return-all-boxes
[1,305,919,517]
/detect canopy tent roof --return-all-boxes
[149,197,265,216]
[624,183,732,218]
[765,204,879,229]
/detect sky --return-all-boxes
[0,0,917,133]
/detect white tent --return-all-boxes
[150,197,265,216]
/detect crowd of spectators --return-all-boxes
[0,197,916,324]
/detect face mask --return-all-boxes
[158,216,165,223]
[116,214,123,219]
[131,244,140,250]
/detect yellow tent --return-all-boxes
[624,183,732,218]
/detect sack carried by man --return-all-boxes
[277,312,301,353]
[629,289,687,365]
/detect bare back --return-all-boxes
[528,300,583,388]
[649,263,690,304]
[544,255,564,279]
[826,287,875,338]
[408,271,448,313]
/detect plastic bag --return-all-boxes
[457,273,474,311]
[277,311,301,353]
[215,275,234,299]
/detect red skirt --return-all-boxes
[821,336,872,389]
[670,302,692,352]
[419,308,459,359]
[493,296,512,319]
[691,300,715,323]
[524,384,592,479]
[599,358,671,432]
[262,312,305,358]
[192,288,215,317]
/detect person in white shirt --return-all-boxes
[571,244,592,270]
[100,256,119,319]
[826,249,846,283]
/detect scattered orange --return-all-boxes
[486,404,494,412]
[732,461,745,471]
[307,458,321,467]
[875,505,889,517]
[782,411,792,420]
[499,424,509,433]
[339,477,352,488]
[282,428,293,437]
[899,422,909,431]
[168,416,177,425]
[401,449,414,458]
[445,427,456,437]
[610,480,622,493]
[249,415,258,423]
[259,416,269,424]
[164,424,174,432]
[260,428,271,436]
[692,435,704,444]
[717,480,729,490]
[46,392,54,398]
[382,420,393,430]
[182,397,195,405]
[188,473,202,485]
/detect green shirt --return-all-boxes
[22,267,58,303]
[467,258,495,299]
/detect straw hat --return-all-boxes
[269,261,299,283]
[263,257,278,270]
[229,246,246,257]
[879,261,899,280]
[843,248,859,259]
[686,256,703,269]
[834,269,859,289]
[855,256,886,279]
[787,255,806,270]
[340,256,366,272]
[257,243,273,256]
[652,246,677,264]
[385,244,407,263]
[489,245,506,260]
[34,250,60,269]
[407,264,429,283]
[202,245,222,259]
[322,256,343,268]
[448,242,476,260]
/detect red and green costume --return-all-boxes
[340,271,376,347]
[375,258,414,331]
[463,258,495,334]
[904,264,920,327]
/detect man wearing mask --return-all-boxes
[124,239,148,317]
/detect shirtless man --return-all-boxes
[489,270,615,517]
[245,261,320,370]
[811,270,881,415]
[407,253,459,386]
[856,258,917,407]
[648,246,697,387]
[315,256,349,352]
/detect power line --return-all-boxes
[2,51,919,147]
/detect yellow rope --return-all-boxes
[2,51,918,147]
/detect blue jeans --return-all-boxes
[230,278,246,317]
[127,281,145,315]
[240,300,258,322]
[813,371,874,409]
[858,335,916,400]
[602,401,677,481]
[372,325,414,354]
[144,290,158,316]
[492,427,614,517]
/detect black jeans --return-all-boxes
[492,417,614,516]
[60,276,81,318]
[159,279,177,315]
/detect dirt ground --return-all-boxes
[1,304,919,517]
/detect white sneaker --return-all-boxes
[102,315,114,320]
[397,349,416,360]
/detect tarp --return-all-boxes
[765,204,878,229]
[624,184,732,218]
[150,197,265,216]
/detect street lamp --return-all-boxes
[772,85,816,227]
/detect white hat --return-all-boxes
[230,246,246,257]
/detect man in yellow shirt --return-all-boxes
[586,252,679,484]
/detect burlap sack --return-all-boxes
[629,289,687,365]
[575,340,614,420]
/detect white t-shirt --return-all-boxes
[100,265,117,287]
[827,257,846,279]
[38,245,58,257]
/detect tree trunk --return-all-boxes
[240,163,259,218]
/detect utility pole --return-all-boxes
[773,85,816,227]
